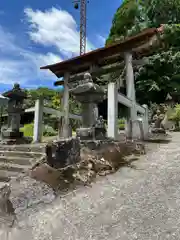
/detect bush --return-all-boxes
[43,125,57,136]
[20,123,57,137]
[168,104,180,121]
[118,119,125,130]
[20,123,34,137]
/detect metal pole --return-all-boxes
[73,0,88,55]
[80,0,87,55]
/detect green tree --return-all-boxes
[106,1,180,105]
[106,0,140,45]
[144,0,180,27]
[24,87,57,108]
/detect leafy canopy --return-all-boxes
[106,0,180,105]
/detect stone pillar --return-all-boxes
[58,94,64,138]
[125,52,136,101]
[94,104,99,120]
[61,72,70,138]
[81,103,97,127]
[125,52,138,139]
[142,104,149,139]
[107,82,118,139]
[33,98,44,143]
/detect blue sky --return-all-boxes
[0,0,122,92]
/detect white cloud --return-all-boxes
[37,52,63,66]
[24,7,94,57]
[0,6,96,89]
[0,26,61,86]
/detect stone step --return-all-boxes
[0,170,19,182]
[0,143,46,153]
[0,150,45,159]
[0,155,34,166]
[0,162,30,173]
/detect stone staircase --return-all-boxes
[0,144,46,182]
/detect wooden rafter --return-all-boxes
[41,28,162,81]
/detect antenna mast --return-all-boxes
[73,0,88,55]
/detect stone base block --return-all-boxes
[2,130,23,139]
[0,129,32,145]
[76,127,94,140]
[45,137,81,169]
[151,128,166,134]
[76,127,106,140]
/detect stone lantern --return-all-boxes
[70,72,106,140]
[1,83,27,143]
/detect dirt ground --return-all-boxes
[2,132,180,240]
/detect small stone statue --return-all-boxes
[151,109,166,134]
[153,110,165,129]
[95,116,105,128]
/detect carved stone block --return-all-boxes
[46,138,81,169]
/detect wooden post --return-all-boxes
[107,82,118,139]
[61,72,70,138]
[125,52,138,139]
[33,98,44,143]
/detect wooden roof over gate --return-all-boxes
[40,27,163,80]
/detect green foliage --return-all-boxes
[51,93,62,110]
[43,125,58,137]
[23,87,81,119]
[106,1,180,105]
[168,104,180,122]
[162,24,180,50]
[118,119,125,130]
[21,123,57,137]
[24,87,57,109]
[135,50,180,104]
[20,123,34,137]
[144,0,180,27]
[106,0,140,45]
[69,96,81,115]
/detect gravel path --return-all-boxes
[2,132,180,240]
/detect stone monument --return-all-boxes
[70,72,106,140]
[1,83,28,144]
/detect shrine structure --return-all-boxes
[40,27,163,140]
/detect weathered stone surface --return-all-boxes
[0,174,56,230]
[70,72,106,140]
[30,163,75,189]
[30,140,145,189]
[46,138,81,169]
[76,126,107,140]
[0,137,32,145]
[0,183,16,228]
[80,139,117,150]
[81,140,145,173]
[1,83,28,144]
[151,128,166,134]
[9,175,56,216]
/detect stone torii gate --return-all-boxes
[40,28,163,140]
